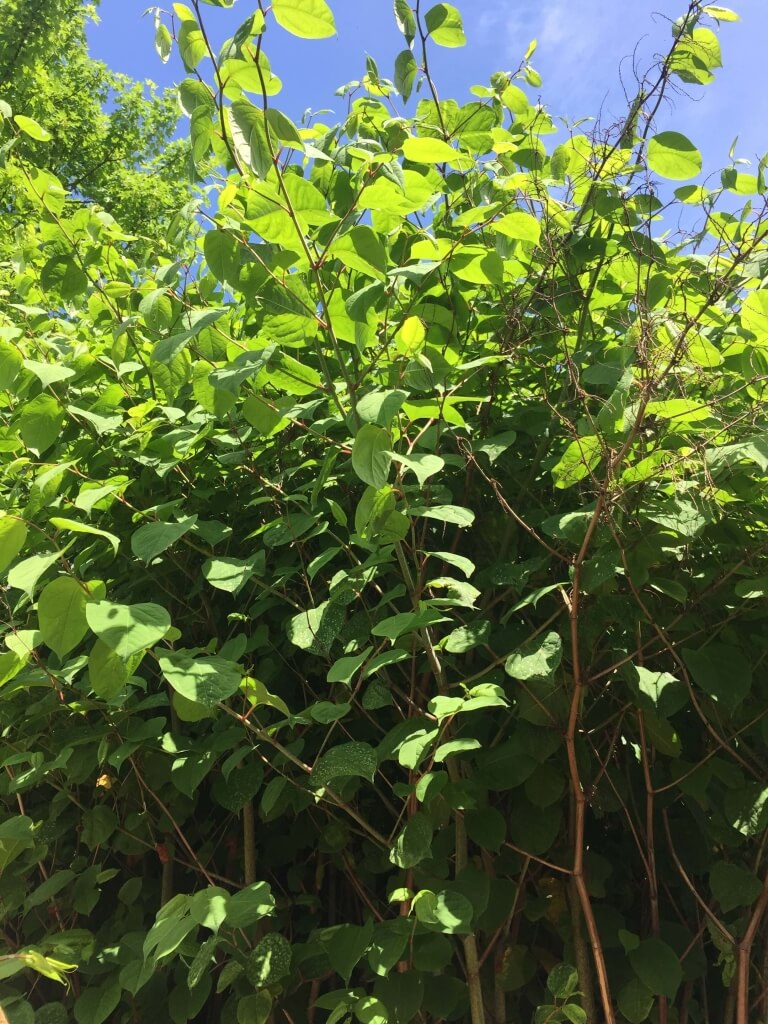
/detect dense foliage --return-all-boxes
[1,1,767,1023]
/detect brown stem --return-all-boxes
[160,836,175,907]
[130,756,216,887]
[568,877,598,1024]
[563,499,616,1024]
[679,979,693,1024]
[454,806,487,1024]
[638,711,665,1024]
[243,800,257,886]
[662,812,733,945]
[735,872,768,1024]
[493,976,506,1024]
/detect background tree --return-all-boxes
[0,0,189,239]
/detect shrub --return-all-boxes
[0,2,767,1022]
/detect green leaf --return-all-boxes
[237,993,272,1024]
[352,424,392,489]
[741,289,768,340]
[394,0,417,42]
[159,651,242,707]
[153,308,227,364]
[14,114,52,142]
[547,963,578,999]
[229,100,272,178]
[394,49,418,102]
[0,340,23,390]
[551,435,602,488]
[266,107,304,151]
[628,938,683,999]
[371,608,448,641]
[0,516,27,573]
[311,742,377,787]
[0,816,35,871]
[505,631,562,680]
[433,738,481,762]
[710,861,763,913]
[7,550,66,600]
[683,644,751,712]
[188,935,219,989]
[18,395,65,454]
[443,620,490,654]
[82,805,117,848]
[271,0,336,39]
[631,666,679,711]
[416,889,474,933]
[357,389,408,426]
[49,517,119,556]
[225,881,275,928]
[464,808,506,852]
[410,504,475,527]
[23,360,74,387]
[73,979,121,1024]
[265,351,322,394]
[561,1006,587,1024]
[401,137,467,166]
[245,933,292,987]
[176,8,208,71]
[0,651,24,688]
[204,230,239,287]
[734,576,768,600]
[154,17,172,62]
[38,577,96,660]
[131,516,197,562]
[617,978,654,1024]
[210,347,276,394]
[647,132,702,180]
[391,812,433,868]
[493,210,541,244]
[88,639,129,700]
[329,226,388,281]
[319,920,374,982]
[85,601,171,658]
[429,551,475,578]
[327,647,372,684]
[424,3,466,47]
[188,887,229,933]
[202,554,264,593]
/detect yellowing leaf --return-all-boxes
[703,4,740,19]
[401,136,471,168]
[14,114,52,142]
[397,316,426,355]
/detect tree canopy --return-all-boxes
[0,2,767,1024]
[0,0,189,240]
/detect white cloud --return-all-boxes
[472,0,669,120]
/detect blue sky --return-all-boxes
[88,0,767,182]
